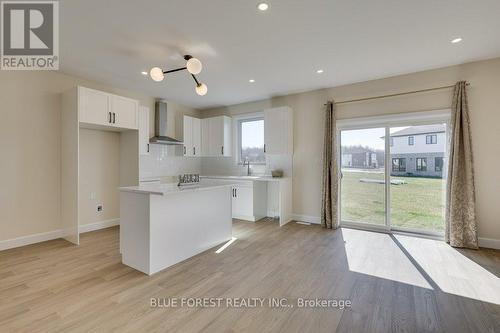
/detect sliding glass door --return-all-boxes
[339,119,448,235]
[340,127,386,226]
[389,124,447,233]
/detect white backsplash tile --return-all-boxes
[141,144,292,180]
[139,144,201,179]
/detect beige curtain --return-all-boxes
[321,101,339,229]
[445,81,478,249]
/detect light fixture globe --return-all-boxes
[186,57,202,75]
[195,83,208,96]
[150,67,165,82]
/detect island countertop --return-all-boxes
[119,182,232,196]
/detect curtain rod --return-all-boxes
[326,82,470,106]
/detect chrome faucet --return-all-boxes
[243,159,251,176]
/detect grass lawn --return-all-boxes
[341,169,445,231]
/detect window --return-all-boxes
[426,134,437,144]
[408,136,414,145]
[392,158,406,172]
[435,157,443,171]
[416,158,427,171]
[238,118,265,164]
[390,137,394,146]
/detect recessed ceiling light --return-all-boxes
[249,79,255,83]
[141,71,148,76]
[316,69,324,74]
[451,37,463,44]
[257,3,269,11]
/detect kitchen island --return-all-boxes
[119,181,232,275]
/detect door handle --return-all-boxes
[221,146,224,155]
[113,112,116,124]
[234,188,237,198]
[193,147,196,155]
[108,112,112,123]
[184,146,186,155]
[264,144,266,153]
[147,144,150,153]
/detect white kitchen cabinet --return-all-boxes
[139,106,150,155]
[201,118,210,156]
[232,185,253,220]
[230,181,267,221]
[183,115,193,156]
[208,116,232,157]
[78,86,139,130]
[192,117,201,157]
[184,115,231,157]
[111,95,139,130]
[79,87,111,126]
[264,106,293,155]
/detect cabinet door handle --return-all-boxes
[108,112,112,123]
[147,144,150,153]
[113,112,116,124]
[235,188,237,197]
[184,146,186,155]
[264,144,266,153]
[221,146,224,155]
[193,147,196,155]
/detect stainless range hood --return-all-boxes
[149,101,184,145]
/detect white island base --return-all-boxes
[119,184,232,275]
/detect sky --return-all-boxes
[241,119,264,148]
[341,127,408,150]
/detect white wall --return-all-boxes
[0,70,199,242]
[201,57,500,243]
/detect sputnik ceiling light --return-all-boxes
[149,55,207,96]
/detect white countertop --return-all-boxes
[201,175,288,182]
[119,182,232,196]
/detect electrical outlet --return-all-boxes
[97,204,103,212]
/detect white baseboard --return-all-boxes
[478,237,500,250]
[291,214,321,225]
[0,219,120,252]
[0,229,63,251]
[290,214,500,250]
[79,219,120,233]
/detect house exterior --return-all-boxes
[341,146,380,169]
[389,125,446,178]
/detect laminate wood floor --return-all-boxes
[1,220,499,332]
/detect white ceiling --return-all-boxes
[60,0,500,109]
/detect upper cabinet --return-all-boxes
[183,115,202,156]
[264,106,293,155]
[183,115,231,157]
[78,86,138,130]
[111,95,139,129]
[201,118,210,156]
[208,116,232,157]
[79,87,110,125]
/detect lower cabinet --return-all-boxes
[231,181,267,222]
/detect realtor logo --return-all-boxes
[1,1,59,70]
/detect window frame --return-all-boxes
[237,116,266,165]
[426,134,437,144]
[392,158,406,172]
[435,157,443,172]
[416,157,427,171]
